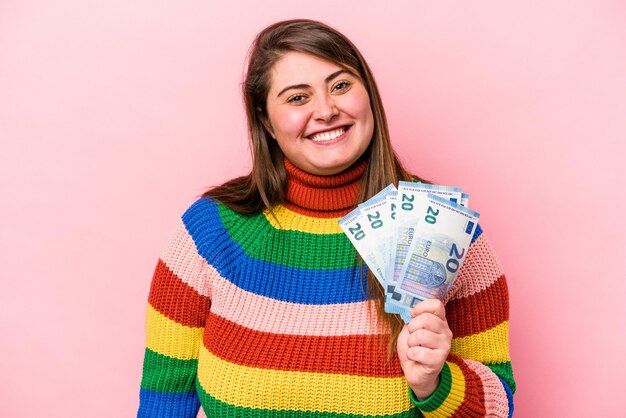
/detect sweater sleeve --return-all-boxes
[409,224,516,417]
[137,216,212,418]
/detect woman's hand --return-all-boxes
[397,299,453,400]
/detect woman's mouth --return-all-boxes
[307,126,350,143]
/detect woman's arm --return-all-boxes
[398,225,515,417]
[137,218,211,418]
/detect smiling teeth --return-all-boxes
[310,128,345,142]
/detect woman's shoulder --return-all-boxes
[180,196,222,230]
[177,196,272,270]
[181,196,269,239]
[181,196,255,227]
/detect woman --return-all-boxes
[138,19,515,417]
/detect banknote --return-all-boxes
[338,207,386,287]
[461,193,469,207]
[385,189,398,282]
[386,182,463,314]
[339,182,477,322]
[391,193,480,322]
[391,182,463,281]
[358,184,397,283]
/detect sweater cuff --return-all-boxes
[409,361,466,416]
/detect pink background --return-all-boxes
[1,1,625,416]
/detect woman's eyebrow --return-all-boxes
[276,69,350,98]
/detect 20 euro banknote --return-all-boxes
[389,193,480,322]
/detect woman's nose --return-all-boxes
[313,94,339,121]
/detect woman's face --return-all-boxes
[264,52,374,176]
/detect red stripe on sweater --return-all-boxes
[446,274,509,338]
[283,201,353,218]
[203,312,404,377]
[148,259,209,327]
[448,354,486,417]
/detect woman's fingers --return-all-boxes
[404,299,453,353]
[407,311,450,334]
[406,345,449,368]
[406,327,451,350]
[397,300,452,400]
[410,299,447,321]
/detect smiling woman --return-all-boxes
[263,52,374,175]
[137,19,515,418]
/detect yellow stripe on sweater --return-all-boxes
[451,321,510,364]
[423,362,466,418]
[197,345,413,415]
[145,304,204,360]
[263,205,343,234]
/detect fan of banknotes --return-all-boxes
[339,181,480,323]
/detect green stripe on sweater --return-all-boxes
[217,204,359,270]
[408,362,452,412]
[140,348,198,393]
[486,361,516,393]
[197,383,421,418]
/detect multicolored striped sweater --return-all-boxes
[138,159,515,417]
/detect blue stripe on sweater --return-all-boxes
[182,198,371,305]
[138,389,200,418]
[498,377,515,418]
[229,258,370,304]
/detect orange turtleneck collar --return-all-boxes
[283,158,366,218]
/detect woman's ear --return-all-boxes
[258,107,275,139]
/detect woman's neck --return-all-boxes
[283,158,366,218]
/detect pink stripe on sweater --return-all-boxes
[465,359,510,417]
[160,219,213,298]
[210,274,387,336]
[446,234,504,303]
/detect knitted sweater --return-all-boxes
[138,160,515,417]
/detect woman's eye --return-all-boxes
[287,94,307,104]
[333,80,352,93]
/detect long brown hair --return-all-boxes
[206,19,424,352]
